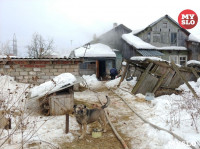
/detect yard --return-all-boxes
[0,74,200,149]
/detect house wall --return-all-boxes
[0,59,81,84]
[137,18,188,47]
[160,50,188,64]
[187,41,200,60]
[122,42,137,59]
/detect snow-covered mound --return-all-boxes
[29,73,76,99]
[105,77,137,89]
[81,74,103,90]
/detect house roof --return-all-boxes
[122,32,188,51]
[73,43,116,58]
[122,32,156,49]
[135,15,190,36]
[137,50,164,57]
[188,34,200,43]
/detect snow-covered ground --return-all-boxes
[1,74,200,149]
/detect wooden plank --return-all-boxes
[66,114,69,134]
[171,62,198,98]
[152,69,170,93]
[132,63,153,94]
[190,67,199,79]
[161,69,175,87]
[118,62,129,87]
[136,74,158,94]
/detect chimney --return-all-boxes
[113,23,117,28]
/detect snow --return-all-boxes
[122,33,187,51]
[1,72,200,149]
[122,32,156,49]
[74,43,116,58]
[122,61,127,66]
[188,34,200,43]
[186,60,200,66]
[80,74,103,90]
[130,56,166,62]
[157,46,187,50]
[29,73,76,99]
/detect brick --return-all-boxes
[61,65,70,69]
[41,76,50,80]
[42,69,50,73]
[50,69,57,73]
[16,68,23,72]
[29,71,37,75]
[37,72,45,76]
[10,72,20,76]
[53,72,61,76]
[45,72,53,76]
[33,68,41,72]
[20,72,28,75]
[37,79,45,83]
[57,69,65,72]
[54,65,62,69]
[16,76,23,80]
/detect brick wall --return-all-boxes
[0,58,81,84]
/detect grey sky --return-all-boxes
[0,0,200,57]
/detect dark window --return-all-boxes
[179,56,187,66]
[163,23,167,28]
[171,33,177,44]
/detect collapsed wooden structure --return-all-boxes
[119,58,200,97]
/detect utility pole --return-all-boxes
[13,33,17,56]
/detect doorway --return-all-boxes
[99,60,106,80]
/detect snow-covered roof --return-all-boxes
[186,60,200,66]
[29,73,76,100]
[74,43,116,58]
[188,34,200,43]
[157,46,187,51]
[122,33,188,51]
[130,56,166,62]
[122,32,156,49]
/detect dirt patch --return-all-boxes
[58,124,124,149]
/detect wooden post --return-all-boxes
[96,60,99,78]
[132,63,153,94]
[190,67,199,79]
[117,62,129,87]
[152,69,170,93]
[66,114,69,134]
[171,62,198,98]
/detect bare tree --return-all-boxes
[27,33,54,58]
[1,41,12,55]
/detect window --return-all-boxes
[163,23,167,28]
[179,56,187,66]
[147,32,151,42]
[171,33,177,44]
[153,33,160,42]
[169,55,178,64]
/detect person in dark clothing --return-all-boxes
[110,68,118,80]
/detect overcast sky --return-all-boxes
[0,0,200,57]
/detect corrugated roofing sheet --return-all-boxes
[137,50,164,57]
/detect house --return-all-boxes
[122,15,200,65]
[90,24,132,70]
[69,43,116,79]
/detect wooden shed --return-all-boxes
[119,57,199,97]
[40,86,74,116]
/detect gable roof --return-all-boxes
[135,15,190,36]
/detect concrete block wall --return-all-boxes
[0,59,81,84]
